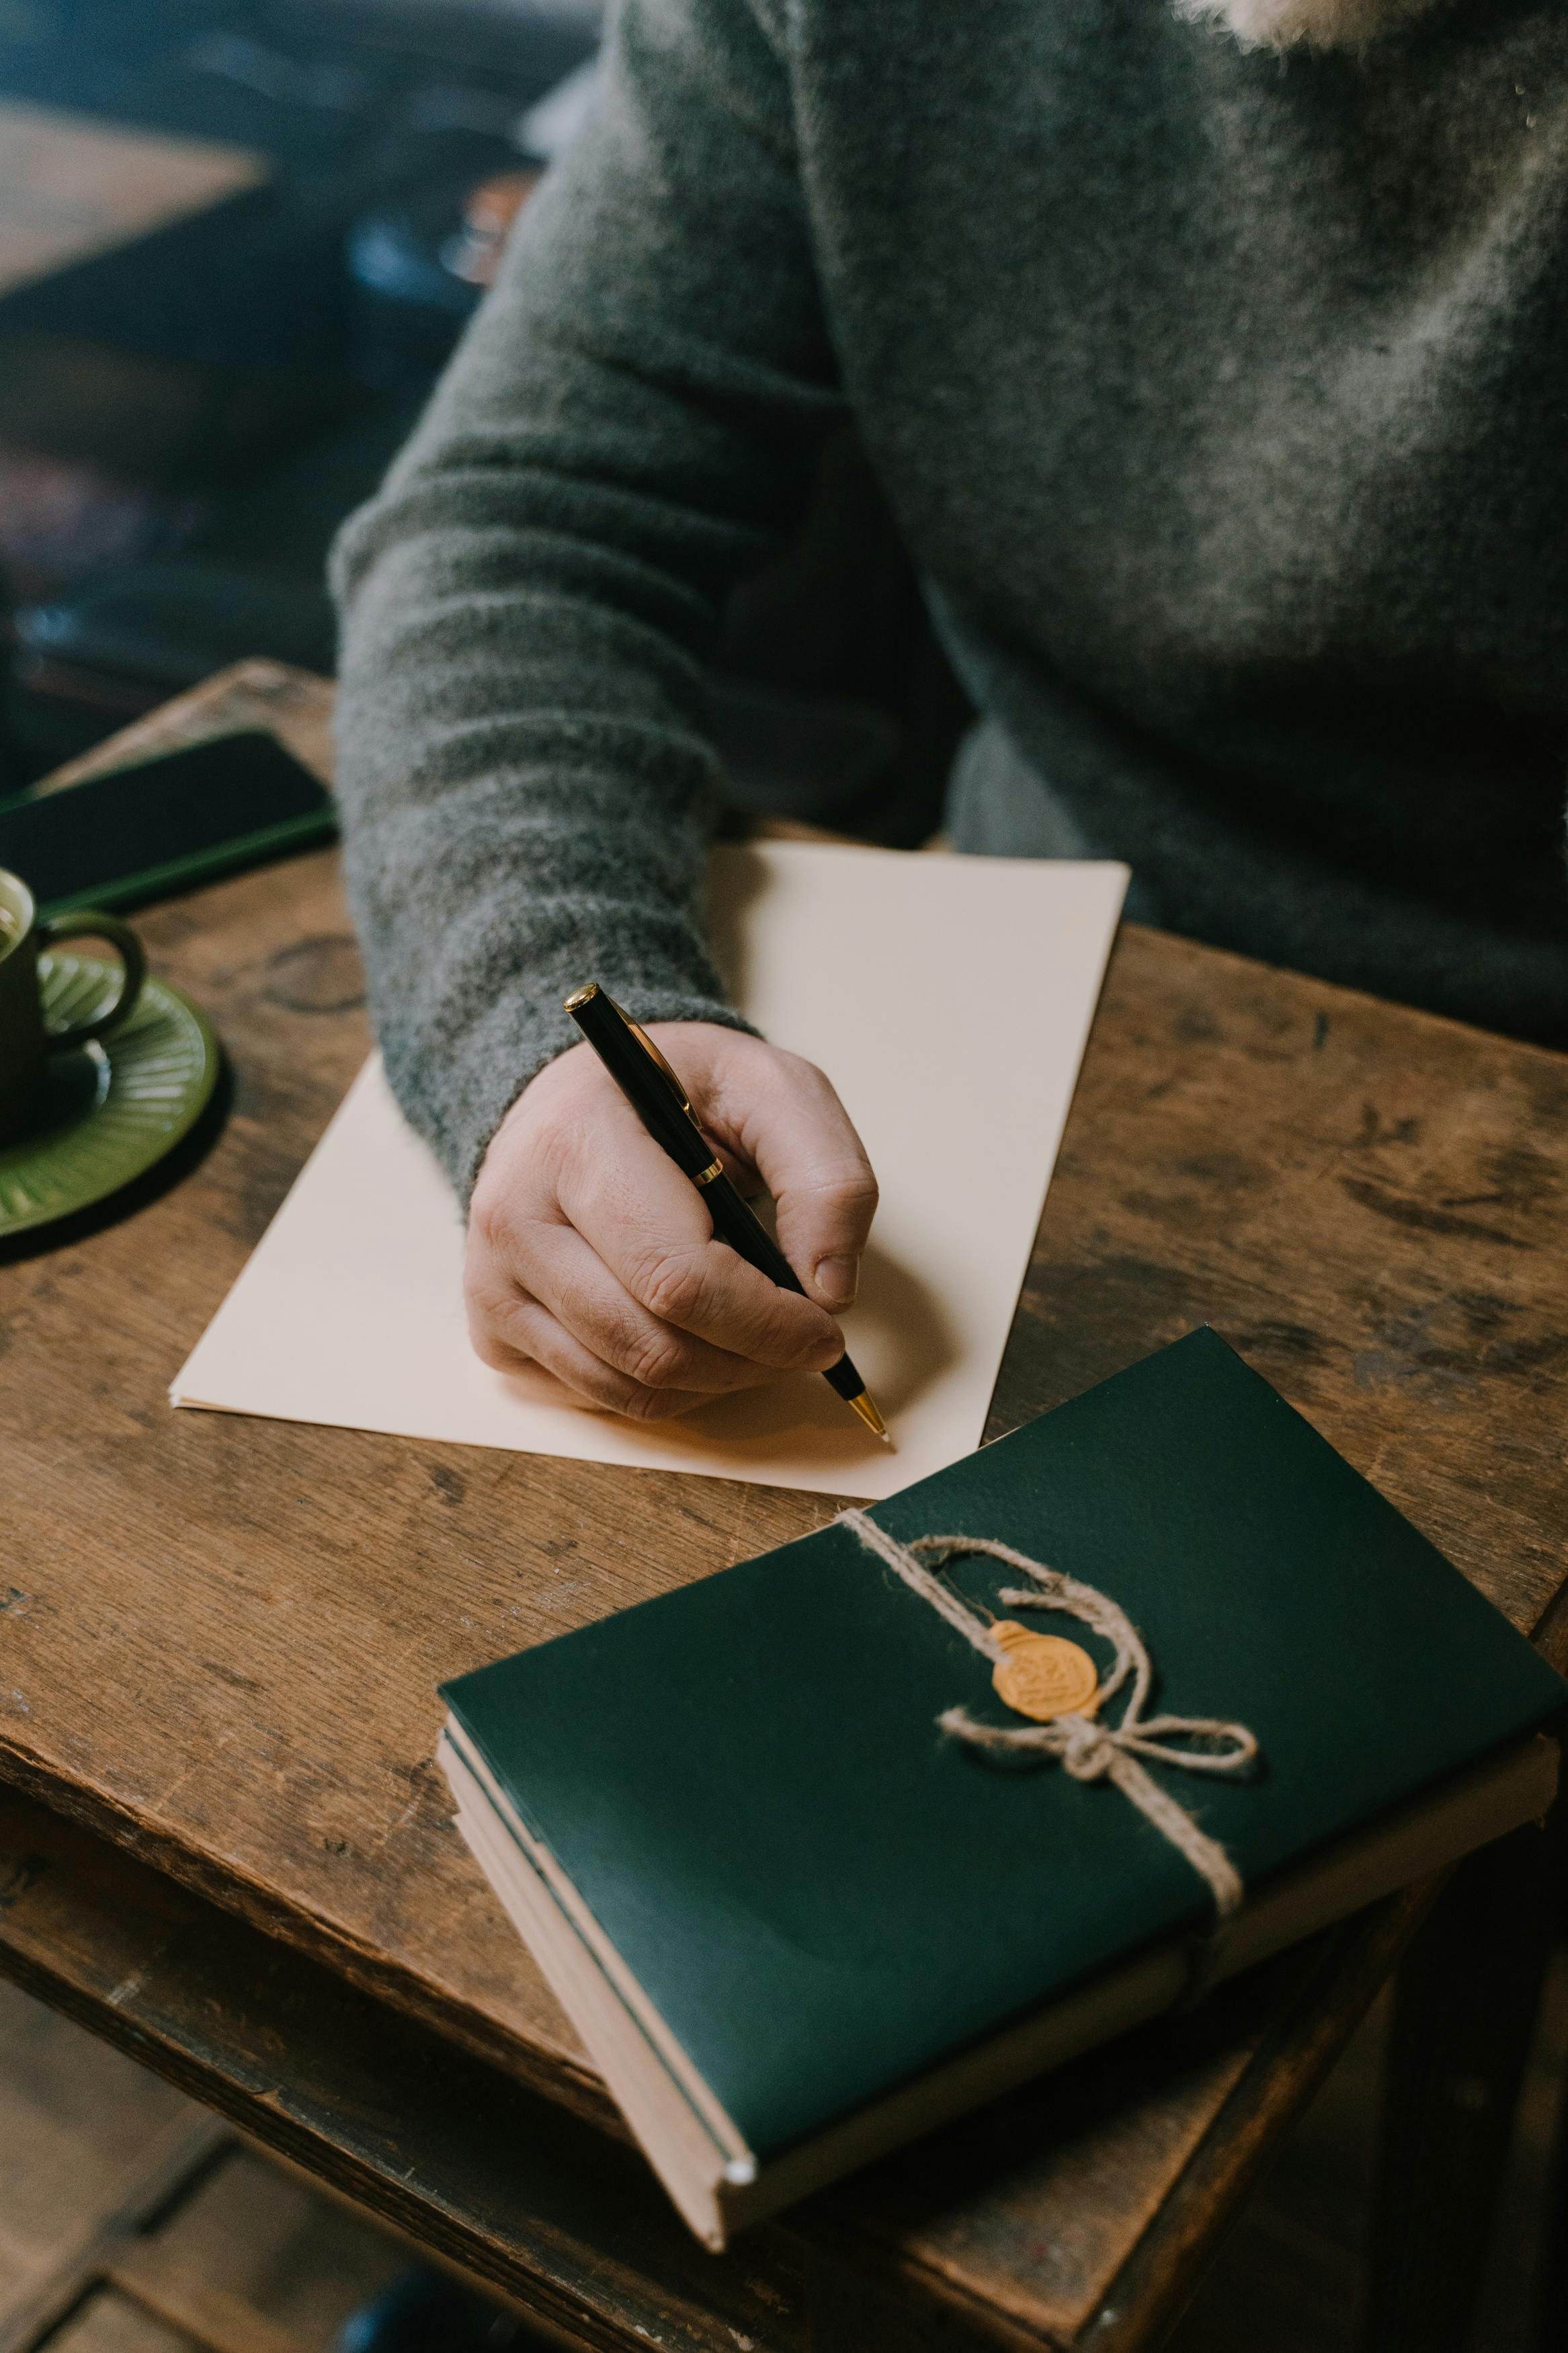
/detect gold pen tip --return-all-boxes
[846,1390,891,1444]
[563,982,600,1012]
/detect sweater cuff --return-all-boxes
[384,982,761,1207]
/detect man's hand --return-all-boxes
[466,1024,878,1419]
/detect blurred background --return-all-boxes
[0,0,967,837]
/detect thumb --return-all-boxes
[729,1045,879,1311]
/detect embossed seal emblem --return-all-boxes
[990,1622,1100,1722]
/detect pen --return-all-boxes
[563,984,890,1443]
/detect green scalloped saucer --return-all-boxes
[0,953,220,1239]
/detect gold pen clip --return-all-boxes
[567,983,708,1138]
[626,1019,694,1112]
[623,1017,723,1179]
[612,998,708,1136]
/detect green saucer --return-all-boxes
[0,954,220,1238]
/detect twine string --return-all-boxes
[837,1509,1257,1921]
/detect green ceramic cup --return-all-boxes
[0,869,147,1148]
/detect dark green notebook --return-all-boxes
[439,1329,1564,2245]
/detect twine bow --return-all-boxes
[837,1510,1258,1920]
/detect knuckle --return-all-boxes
[784,1050,850,1115]
[601,1373,674,1423]
[586,1367,646,1416]
[464,1267,546,1373]
[772,1043,821,1088]
[474,1111,577,1230]
[529,1112,577,1195]
[631,1244,708,1328]
[620,1322,694,1391]
[469,1181,528,1260]
[818,1170,879,1219]
[463,1267,508,1329]
[468,1314,529,1373]
[756,1298,831,1369]
[787,1320,840,1370]
[466,1181,507,1248]
[627,1384,698,1423]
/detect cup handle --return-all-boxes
[37,911,148,1047]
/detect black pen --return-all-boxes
[563,984,890,1443]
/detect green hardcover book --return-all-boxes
[438,1329,1565,2245]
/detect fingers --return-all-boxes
[467,1114,839,1421]
[516,1216,831,1394]
[702,1039,878,1310]
[464,1025,879,1421]
[464,1264,715,1423]
[555,1120,844,1373]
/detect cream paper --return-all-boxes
[171,842,1127,1499]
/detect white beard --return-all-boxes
[1173,0,1441,50]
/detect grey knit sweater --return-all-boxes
[333,0,1568,1196]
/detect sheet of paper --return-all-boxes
[172,843,1127,1499]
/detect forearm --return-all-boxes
[333,514,753,1199]
[331,0,836,1195]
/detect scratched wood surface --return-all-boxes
[5,663,1568,2349]
[0,1776,1426,2353]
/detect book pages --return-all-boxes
[171,842,1127,1498]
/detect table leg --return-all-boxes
[1528,2063,1568,2353]
[1357,1818,1558,2353]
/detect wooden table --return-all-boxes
[0,101,266,301]
[3,661,1566,2353]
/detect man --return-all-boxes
[333,0,1568,1419]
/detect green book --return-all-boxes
[439,1328,1564,2245]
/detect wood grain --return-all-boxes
[0,1784,816,2353]
[0,1977,224,2353]
[0,1776,1414,2353]
[5,664,1568,2345]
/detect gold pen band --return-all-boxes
[692,1159,724,1187]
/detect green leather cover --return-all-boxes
[443,1328,1565,2162]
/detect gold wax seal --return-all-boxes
[990,1623,1100,1722]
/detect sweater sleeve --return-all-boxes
[329,0,837,1197]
